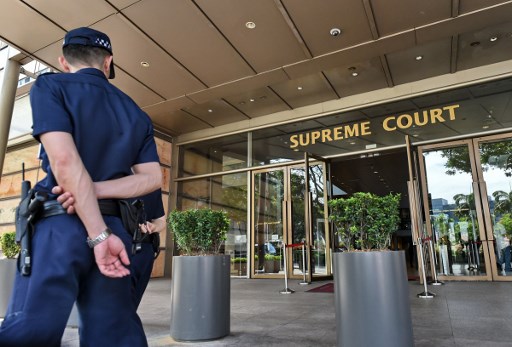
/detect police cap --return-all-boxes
[63,27,115,79]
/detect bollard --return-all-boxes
[280,243,294,294]
[428,238,443,285]
[299,243,309,285]
[417,237,435,299]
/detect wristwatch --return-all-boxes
[87,228,112,248]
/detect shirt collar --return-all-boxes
[76,68,108,80]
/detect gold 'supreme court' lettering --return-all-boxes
[289,104,459,149]
[382,104,459,131]
[290,122,371,148]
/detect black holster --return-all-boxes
[15,190,47,276]
[118,199,145,255]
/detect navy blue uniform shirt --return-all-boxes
[30,68,159,194]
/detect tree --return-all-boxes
[440,141,512,177]
[492,190,512,215]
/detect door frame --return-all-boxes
[417,136,510,281]
[250,160,330,280]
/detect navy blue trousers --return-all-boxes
[131,242,155,309]
[0,214,147,347]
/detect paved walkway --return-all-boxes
[56,277,512,346]
[3,271,509,346]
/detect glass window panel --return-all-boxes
[179,133,248,177]
[176,173,249,277]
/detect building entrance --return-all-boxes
[251,160,331,280]
[418,133,512,281]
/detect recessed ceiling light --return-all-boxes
[330,28,341,37]
[415,55,423,61]
[350,142,356,145]
[490,36,498,42]
[208,109,213,113]
[245,22,256,29]
[140,61,150,67]
[482,125,490,129]
[413,134,419,137]
[249,98,255,102]
[351,72,359,77]
[297,86,303,90]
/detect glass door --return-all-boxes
[252,169,286,277]
[251,162,330,279]
[419,140,491,280]
[289,161,330,280]
[473,134,512,280]
[419,134,512,281]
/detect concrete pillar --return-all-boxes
[0,58,21,177]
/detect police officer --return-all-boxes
[0,27,161,347]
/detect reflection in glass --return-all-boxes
[423,147,486,276]
[478,138,512,276]
[290,164,327,276]
[253,170,284,275]
[179,133,248,177]
[177,173,249,277]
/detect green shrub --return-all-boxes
[0,231,20,259]
[231,257,247,263]
[168,208,230,256]
[329,192,401,251]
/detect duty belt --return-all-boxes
[41,200,121,218]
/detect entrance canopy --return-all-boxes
[1,1,512,138]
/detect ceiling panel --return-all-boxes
[386,39,451,85]
[457,22,512,72]
[270,73,339,109]
[32,40,61,70]
[471,93,512,126]
[316,111,369,127]
[324,57,388,97]
[274,119,324,134]
[284,30,416,79]
[224,87,290,118]
[92,14,205,99]
[110,69,165,108]
[122,0,254,87]
[411,89,473,109]
[24,0,116,30]
[281,0,373,56]
[154,109,209,135]
[360,100,417,119]
[109,0,140,10]
[0,1,65,52]
[183,100,249,126]
[468,77,512,97]
[459,0,508,14]
[143,97,196,121]
[194,0,308,72]
[370,0,451,37]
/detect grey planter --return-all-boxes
[333,251,413,347]
[0,258,17,317]
[170,255,230,341]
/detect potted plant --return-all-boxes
[328,192,413,347]
[168,208,230,341]
[0,231,20,317]
[231,257,247,276]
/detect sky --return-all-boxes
[424,150,512,204]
